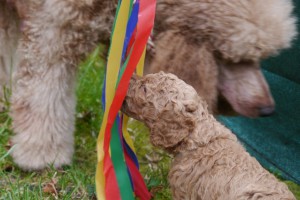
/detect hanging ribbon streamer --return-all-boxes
[96,0,156,199]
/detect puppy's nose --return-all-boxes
[259,106,275,117]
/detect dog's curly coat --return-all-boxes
[122,72,296,200]
[0,0,296,170]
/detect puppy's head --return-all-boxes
[122,72,201,150]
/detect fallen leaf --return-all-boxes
[150,185,164,196]
[43,178,59,197]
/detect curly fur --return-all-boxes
[122,72,296,200]
[154,0,296,62]
[145,31,219,113]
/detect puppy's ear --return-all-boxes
[148,101,197,149]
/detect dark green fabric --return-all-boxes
[218,70,300,184]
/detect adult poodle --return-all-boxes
[0,0,296,170]
[147,0,297,117]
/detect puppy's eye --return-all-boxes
[139,84,147,97]
[142,85,147,94]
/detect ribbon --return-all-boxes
[96,0,156,199]
[96,0,131,199]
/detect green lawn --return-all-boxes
[0,46,299,199]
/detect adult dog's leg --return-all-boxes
[147,30,218,113]
[10,0,112,170]
[0,2,19,110]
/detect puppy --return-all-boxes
[123,72,296,200]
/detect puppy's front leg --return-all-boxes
[10,1,103,170]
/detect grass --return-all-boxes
[0,45,299,199]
